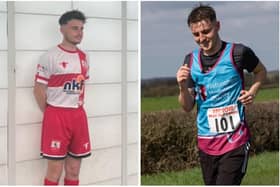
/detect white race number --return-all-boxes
[207,104,241,133]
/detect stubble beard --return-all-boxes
[65,35,82,46]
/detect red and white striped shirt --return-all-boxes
[35,45,90,108]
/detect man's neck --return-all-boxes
[60,41,78,51]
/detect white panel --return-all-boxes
[127,113,138,144]
[84,84,121,117]
[0,2,7,11]
[0,52,7,88]
[88,116,121,150]
[0,13,7,50]
[0,165,8,185]
[15,14,61,50]
[15,1,71,14]
[127,21,138,50]
[16,159,47,185]
[94,178,121,185]
[127,83,138,113]
[127,52,138,82]
[127,144,138,175]
[0,128,7,165]
[0,90,7,127]
[73,1,121,18]
[127,174,138,185]
[16,51,44,87]
[81,18,121,50]
[88,52,121,84]
[80,147,121,184]
[127,1,138,19]
[15,88,43,125]
[16,124,41,162]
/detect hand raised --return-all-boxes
[176,64,191,89]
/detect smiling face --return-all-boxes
[190,19,221,55]
[60,19,84,46]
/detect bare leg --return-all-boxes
[45,159,64,183]
[65,157,82,181]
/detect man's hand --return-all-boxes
[238,61,266,107]
[238,90,255,106]
[176,64,191,90]
[33,82,47,112]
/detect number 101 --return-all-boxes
[215,115,235,132]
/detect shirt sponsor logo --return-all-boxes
[63,75,85,94]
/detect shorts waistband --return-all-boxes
[47,104,84,111]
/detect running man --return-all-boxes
[176,4,266,185]
[34,10,91,185]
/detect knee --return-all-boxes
[65,163,81,179]
[46,162,63,182]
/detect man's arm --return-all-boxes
[178,87,195,112]
[177,65,195,112]
[33,82,47,112]
[238,61,267,106]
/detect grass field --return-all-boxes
[141,151,279,185]
[142,87,279,112]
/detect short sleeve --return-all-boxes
[241,46,260,73]
[35,53,51,85]
[233,43,260,73]
[183,53,194,88]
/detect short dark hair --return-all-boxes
[59,10,86,25]
[187,4,216,26]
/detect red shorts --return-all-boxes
[41,105,91,159]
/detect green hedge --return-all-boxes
[141,102,279,174]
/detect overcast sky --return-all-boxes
[141,1,279,79]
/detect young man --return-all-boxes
[34,10,91,185]
[176,5,266,185]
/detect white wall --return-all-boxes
[1,1,139,185]
[0,1,8,185]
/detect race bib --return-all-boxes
[207,104,241,133]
